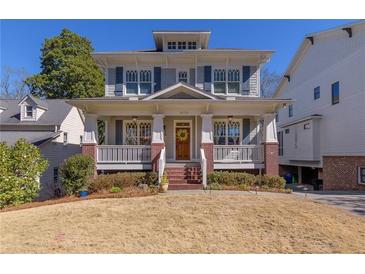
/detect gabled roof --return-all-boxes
[0,99,74,126]
[18,94,48,110]
[31,131,62,146]
[143,82,218,100]
[273,20,365,98]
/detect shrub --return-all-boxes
[109,186,122,193]
[209,182,223,190]
[0,139,48,208]
[160,172,169,185]
[208,171,256,186]
[89,172,158,193]
[60,154,94,195]
[239,183,249,191]
[234,173,256,186]
[257,175,286,189]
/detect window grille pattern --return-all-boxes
[214,69,226,94]
[214,121,226,145]
[125,121,152,145]
[126,70,138,94]
[227,121,240,145]
[140,70,152,94]
[228,69,240,94]
[125,121,138,145]
[178,71,188,83]
[139,122,151,145]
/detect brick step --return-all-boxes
[169,179,202,184]
[167,175,202,180]
[168,184,203,190]
[165,168,201,173]
[166,171,202,177]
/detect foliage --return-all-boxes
[89,172,158,193]
[60,154,94,195]
[207,171,286,190]
[209,182,223,190]
[25,29,104,99]
[0,139,48,208]
[0,66,29,99]
[109,186,122,193]
[260,68,281,98]
[160,172,169,185]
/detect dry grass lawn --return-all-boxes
[1,193,365,253]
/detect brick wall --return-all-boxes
[151,143,165,172]
[82,143,97,177]
[323,156,365,190]
[264,142,279,176]
[201,143,214,173]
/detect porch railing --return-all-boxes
[158,147,166,185]
[200,148,207,188]
[213,145,263,163]
[97,145,151,163]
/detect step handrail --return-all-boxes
[200,148,207,188]
[158,147,166,185]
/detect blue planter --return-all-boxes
[79,191,89,197]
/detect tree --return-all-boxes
[25,28,104,99]
[0,139,48,208]
[260,68,281,98]
[0,66,29,99]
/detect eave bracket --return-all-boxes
[284,75,291,82]
[306,36,314,45]
[342,27,352,38]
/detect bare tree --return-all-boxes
[1,66,29,99]
[260,68,281,98]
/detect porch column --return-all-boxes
[201,114,214,173]
[82,113,98,176]
[151,114,165,172]
[262,113,279,176]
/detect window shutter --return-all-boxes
[116,67,123,84]
[154,67,161,92]
[242,66,250,94]
[204,66,212,91]
[115,120,123,145]
[242,118,250,145]
[107,68,116,85]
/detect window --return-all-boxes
[139,70,152,94]
[332,81,340,105]
[213,120,241,145]
[25,106,33,117]
[285,128,290,134]
[80,135,83,146]
[124,121,151,145]
[188,41,197,49]
[178,71,188,83]
[288,104,293,117]
[178,41,186,50]
[126,70,138,94]
[213,69,226,94]
[227,69,240,94]
[359,167,365,184]
[63,132,68,145]
[314,86,320,100]
[53,167,58,184]
[278,131,283,156]
[167,41,176,50]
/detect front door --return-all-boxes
[175,127,190,160]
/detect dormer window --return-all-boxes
[178,41,186,50]
[188,41,197,49]
[25,106,33,117]
[167,41,176,50]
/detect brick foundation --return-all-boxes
[82,143,97,177]
[201,143,214,173]
[263,142,279,176]
[323,156,365,190]
[151,143,165,172]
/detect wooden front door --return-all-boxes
[175,127,190,160]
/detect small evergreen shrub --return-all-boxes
[109,186,122,193]
[209,182,223,190]
[239,183,249,191]
[60,154,94,195]
[258,175,286,189]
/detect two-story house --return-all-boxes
[0,95,84,199]
[68,30,292,189]
[274,21,365,190]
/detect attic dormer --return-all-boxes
[18,95,48,121]
[152,31,211,52]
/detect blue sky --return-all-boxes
[0,19,356,76]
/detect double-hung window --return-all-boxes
[124,121,152,145]
[139,70,152,94]
[332,81,340,105]
[126,70,138,95]
[214,120,241,145]
[25,106,33,117]
[178,71,188,83]
[213,69,226,94]
[314,86,320,100]
[227,69,240,94]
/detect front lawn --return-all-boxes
[1,193,365,253]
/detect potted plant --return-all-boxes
[160,172,169,192]
[79,186,89,198]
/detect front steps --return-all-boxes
[165,162,203,190]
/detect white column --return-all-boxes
[263,113,278,143]
[201,114,213,143]
[84,113,98,144]
[152,114,165,144]
[255,117,262,145]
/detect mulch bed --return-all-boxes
[0,187,156,213]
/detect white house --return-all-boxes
[274,21,365,190]
[68,30,292,190]
[0,95,85,199]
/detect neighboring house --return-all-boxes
[0,95,84,199]
[67,30,291,190]
[274,21,365,190]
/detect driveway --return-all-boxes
[293,191,365,217]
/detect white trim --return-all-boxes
[173,119,193,161]
[123,119,152,145]
[123,66,154,96]
[214,163,264,169]
[212,66,242,95]
[213,118,242,145]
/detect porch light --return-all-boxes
[132,116,138,122]
[228,115,233,121]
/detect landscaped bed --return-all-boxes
[1,193,365,253]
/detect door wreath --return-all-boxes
[176,128,189,142]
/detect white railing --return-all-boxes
[213,145,263,163]
[200,148,207,188]
[158,147,166,185]
[97,145,151,163]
